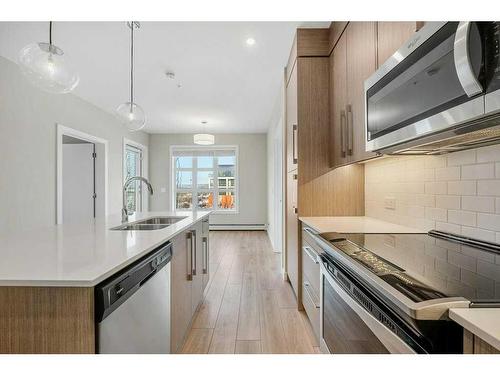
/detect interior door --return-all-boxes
[346,22,378,162]
[62,142,95,223]
[286,170,299,296]
[330,32,349,167]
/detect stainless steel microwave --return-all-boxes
[364,22,500,155]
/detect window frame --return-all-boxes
[123,138,149,213]
[170,145,239,214]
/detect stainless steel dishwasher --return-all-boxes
[95,242,172,354]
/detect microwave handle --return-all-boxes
[454,21,483,97]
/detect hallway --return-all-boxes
[181,231,321,354]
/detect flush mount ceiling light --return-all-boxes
[116,21,146,132]
[18,21,79,94]
[194,121,215,145]
[245,37,256,46]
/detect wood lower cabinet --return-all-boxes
[286,170,299,297]
[463,329,500,354]
[201,218,210,291]
[170,221,207,353]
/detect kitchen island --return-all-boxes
[0,211,210,353]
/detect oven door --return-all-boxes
[365,22,485,152]
[319,260,418,354]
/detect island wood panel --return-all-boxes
[463,329,500,354]
[0,286,94,354]
[297,56,330,185]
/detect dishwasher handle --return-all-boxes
[95,241,172,322]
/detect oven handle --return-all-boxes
[454,21,483,97]
[320,263,417,354]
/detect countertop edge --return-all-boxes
[299,216,425,234]
[0,211,210,288]
[449,308,500,351]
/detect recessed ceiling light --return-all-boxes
[246,37,256,46]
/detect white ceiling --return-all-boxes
[0,21,328,134]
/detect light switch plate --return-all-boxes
[160,187,167,193]
[384,197,396,210]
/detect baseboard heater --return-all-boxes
[209,223,267,231]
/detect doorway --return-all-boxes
[57,125,108,224]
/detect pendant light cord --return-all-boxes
[130,21,134,107]
[49,21,52,45]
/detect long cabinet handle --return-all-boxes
[346,104,353,156]
[303,246,319,264]
[340,110,346,157]
[292,124,298,164]
[187,232,193,281]
[454,22,483,97]
[191,230,197,276]
[202,237,208,274]
[303,281,320,309]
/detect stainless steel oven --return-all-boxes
[319,254,418,353]
[364,22,500,155]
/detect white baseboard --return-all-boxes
[209,224,267,231]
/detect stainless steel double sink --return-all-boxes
[110,216,187,231]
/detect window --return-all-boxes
[124,143,144,213]
[172,147,238,213]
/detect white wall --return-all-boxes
[266,81,285,252]
[149,133,267,226]
[365,145,500,244]
[0,56,149,233]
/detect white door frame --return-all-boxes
[56,124,109,225]
[123,137,149,212]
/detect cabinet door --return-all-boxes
[191,221,204,315]
[346,22,378,163]
[286,62,298,173]
[286,170,299,296]
[170,230,192,353]
[201,218,210,291]
[330,32,349,168]
[377,22,418,67]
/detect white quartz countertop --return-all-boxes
[299,216,425,234]
[0,211,210,287]
[449,308,500,351]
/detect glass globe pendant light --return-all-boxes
[18,21,79,94]
[194,121,215,145]
[116,21,146,132]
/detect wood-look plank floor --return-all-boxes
[181,231,320,354]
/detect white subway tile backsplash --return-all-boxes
[365,149,500,245]
[448,181,476,195]
[447,149,476,166]
[435,195,460,209]
[435,221,461,235]
[425,207,447,221]
[478,180,500,196]
[462,196,495,213]
[436,167,460,181]
[461,163,495,180]
[448,210,477,227]
[461,226,496,242]
[477,144,500,163]
[477,213,500,232]
[425,182,447,195]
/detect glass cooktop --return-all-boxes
[319,230,500,303]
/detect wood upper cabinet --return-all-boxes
[286,62,298,173]
[377,22,420,67]
[330,22,378,168]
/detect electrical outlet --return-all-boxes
[384,197,396,210]
[384,234,396,248]
[160,187,167,193]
